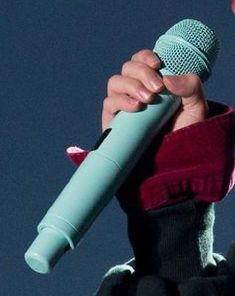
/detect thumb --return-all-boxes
[163,74,209,130]
[163,73,204,103]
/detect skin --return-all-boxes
[102,50,207,132]
[102,4,235,132]
[232,0,235,14]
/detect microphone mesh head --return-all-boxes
[154,19,220,81]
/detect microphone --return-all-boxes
[24,19,219,274]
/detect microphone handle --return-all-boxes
[25,92,181,274]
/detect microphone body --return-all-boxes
[25,19,219,274]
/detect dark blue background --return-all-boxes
[1,1,234,295]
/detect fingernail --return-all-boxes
[149,80,162,92]
[149,55,160,68]
[138,89,152,101]
[164,75,184,88]
[128,98,139,105]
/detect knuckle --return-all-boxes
[132,49,153,61]
[130,80,147,98]
[103,96,109,110]
[121,60,132,75]
[102,96,118,117]
[186,73,202,91]
[187,73,200,82]
[102,96,111,111]
[107,75,119,91]
[131,80,143,93]
[139,48,153,56]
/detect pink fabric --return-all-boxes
[67,101,235,211]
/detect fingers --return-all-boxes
[163,74,208,131]
[121,61,164,93]
[131,49,161,69]
[163,74,206,110]
[102,49,207,132]
[102,50,164,131]
[163,74,203,100]
[127,49,163,93]
[108,75,153,102]
[102,94,143,131]
[107,50,164,100]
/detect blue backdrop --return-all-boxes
[1,1,235,295]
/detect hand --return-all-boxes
[102,49,208,132]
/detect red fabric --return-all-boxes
[67,101,235,212]
[66,146,89,164]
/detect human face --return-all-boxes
[232,0,235,14]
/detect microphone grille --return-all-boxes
[154,19,220,81]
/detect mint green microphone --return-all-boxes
[24,19,219,274]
